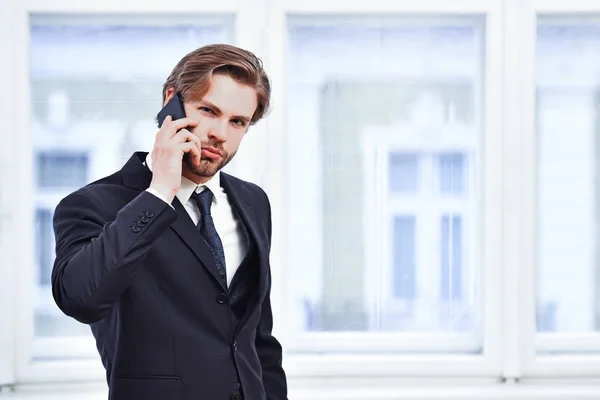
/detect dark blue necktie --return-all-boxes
[191,189,227,285]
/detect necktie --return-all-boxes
[191,189,227,285]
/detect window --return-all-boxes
[535,19,600,355]
[17,14,233,378]
[364,147,475,335]
[34,152,89,337]
[284,17,484,354]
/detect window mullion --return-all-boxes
[0,0,17,387]
[500,0,535,380]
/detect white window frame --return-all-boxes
[517,0,600,379]
[264,0,505,380]
[4,0,267,387]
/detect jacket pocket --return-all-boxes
[111,375,182,400]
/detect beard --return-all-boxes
[182,145,235,179]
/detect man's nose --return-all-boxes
[207,121,227,142]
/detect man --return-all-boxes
[51,44,287,400]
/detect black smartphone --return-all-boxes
[156,92,186,128]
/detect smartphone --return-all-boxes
[156,92,186,128]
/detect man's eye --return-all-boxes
[199,107,213,114]
[232,119,245,127]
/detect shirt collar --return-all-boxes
[145,152,222,205]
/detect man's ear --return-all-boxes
[163,87,177,107]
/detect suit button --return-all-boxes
[232,342,238,352]
[141,216,150,223]
[231,391,241,400]
[216,293,227,304]
[136,220,145,227]
[145,211,154,218]
[132,225,141,233]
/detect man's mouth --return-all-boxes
[201,147,222,160]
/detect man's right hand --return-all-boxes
[148,115,201,203]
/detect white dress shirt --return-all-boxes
[144,153,246,287]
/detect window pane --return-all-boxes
[438,152,466,195]
[440,214,463,301]
[286,17,483,342]
[393,216,416,299]
[35,209,53,286]
[31,18,231,339]
[389,152,419,193]
[536,21,600,335]
[36,152,89,189]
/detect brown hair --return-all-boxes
[162,44,270,125]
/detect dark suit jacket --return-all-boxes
[51,152,287,400]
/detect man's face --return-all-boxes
[163,74,257,182]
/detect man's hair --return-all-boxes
[162,44,270,125]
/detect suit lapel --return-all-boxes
[169,197,228,291]
[221,174,269,330]
[221,173,268,293]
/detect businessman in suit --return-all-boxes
[51,44,287,400]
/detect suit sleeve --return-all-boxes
[255,190,288,400]
[51,189,178,324]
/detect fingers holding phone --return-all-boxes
[172,127,202,165]
[157,115,199,139]
[149,115,200,203]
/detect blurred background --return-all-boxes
[2,0,600,399]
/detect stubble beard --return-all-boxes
[182,151,235,179]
